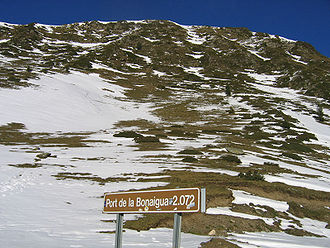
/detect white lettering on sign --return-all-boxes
[105,198,118,208]
[170,194,195,208]
[136,196,170,209]
[103,188,202,213]
[105,194,196,210]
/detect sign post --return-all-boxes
[172,213,182,248]
[115,213,124,248]
[103,187,206,247]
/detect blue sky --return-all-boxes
[1,0,329,57]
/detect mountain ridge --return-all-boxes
[0,20,329,100]
[0,20,330,248]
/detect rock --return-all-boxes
[225,147,244,155]
[36,152,52,159]
[208,229,217,236]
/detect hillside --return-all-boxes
[0,20,329,247]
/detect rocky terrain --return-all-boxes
[0,20,329,247]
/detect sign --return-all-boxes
[103,188,202,214]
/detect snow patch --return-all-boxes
[232,190,289,212]
[229,232,330,248]
[180,25,206,45]
[0,71,158,132]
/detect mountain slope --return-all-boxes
[0,20,329,99]
[0,20,329,248]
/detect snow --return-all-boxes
[42,37,107,48]
[143,37,160,42]
[0,174,170,248]
[239,151,330,192]
[269,34,297,43]
[194,104,221,112]
[186,53,204,59]
[207,188,330,248]
[126,63,143,69]
[206,190,288,226]
[0,39,9,43]
[228,96,259,113]
[0,54,16,63]
[153,70,167,77]
[182,66,216,80]
[120,48,152,64]
[265,174,330,192]
[0,71,157,132]
[34,23,56,32]
[92,63,144,76]
[206,207,274,225]
[181,166,239,177]
[243,72,282,86]
[179,25,206,45]
[248,50,271,61]
[134,53,152,64]
[222,36,238,42]
[229,232,330,248]
[286,51,308,65]
[125,20,148,24]
[231,190,289,212]
[0,21,329,247]
[284,109,330,146]
[0,22,16,28]
[0,71,212,247]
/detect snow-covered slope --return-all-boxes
[0,20,329,248]
[0,71,157,132]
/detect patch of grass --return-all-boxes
[282,152,303,161]
[264,162,279,167]
[284,228,324,237]
[200,238,240,248]
[132,169,330,233]
[153,102,201,122]
[124,213,173,231]
[36,152,53,159]
[220,155,242,164]
[236,185,330,220]
[296,132,318,142]
[134,135,160,143]
[53,172,129,184]
[231,204,288,220]
[8,163,41,168]
[239,171,265,181]
[114,119,158,129]
[281,141,314,153]
[113,131,142,138]
[2,21,330,246]
[132,141,169,152]
[182,213,280,235]
[182,156,198,163]
[166,129,198,138]
[178,149,203,155]
[0,123,94,147]
[288,201,330,223]
[124,212,280,236]
[98,230,117,234]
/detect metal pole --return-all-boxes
[115,213,124,248]
[201,188,206,213]
[172,213,182,248]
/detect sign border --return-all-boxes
[103,187,201,214]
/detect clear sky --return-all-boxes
[1,0,329,57]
